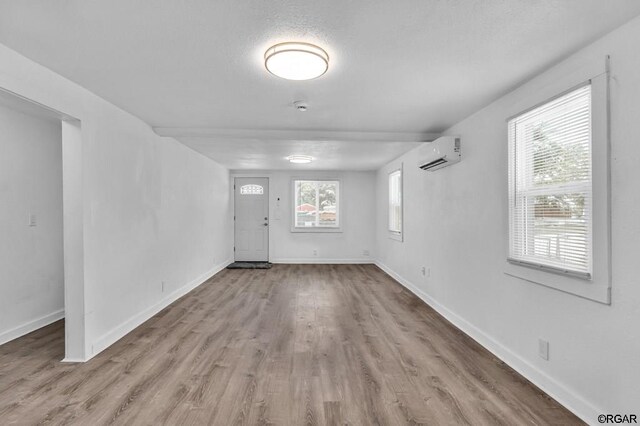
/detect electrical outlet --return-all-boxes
[421,266,426,276]
[538,339,549,360]
[313,249,318,256]
[28,213,37,227]
[363,249,370,257]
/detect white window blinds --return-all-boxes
[508,84,593,278]
[389,170,402,233]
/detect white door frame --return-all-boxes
[233,176,270,262]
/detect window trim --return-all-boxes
[388,167,403,241]
[290,178,343,233]
[507,82,593,279]
[504,70,611,305]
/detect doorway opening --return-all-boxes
[0,88,85,361]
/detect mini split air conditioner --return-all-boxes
[417,136,461,171]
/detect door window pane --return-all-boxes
[240,184,264,195]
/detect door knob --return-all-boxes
[263,223,268,226]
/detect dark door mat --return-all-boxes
[227,261,273,269]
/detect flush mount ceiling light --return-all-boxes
[264,42,329,80]
[287,155,314,164]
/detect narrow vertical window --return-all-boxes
[508,84,592,278]
[388,169,402,237]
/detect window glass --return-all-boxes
[294,180,339,228]
[508,84,592,277]
[240,184,264,195]
[389,170,402,234]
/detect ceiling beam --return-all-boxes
[153,127,440,143]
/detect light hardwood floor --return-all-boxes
[0,264,582,425]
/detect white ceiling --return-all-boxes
[1,1,639,170]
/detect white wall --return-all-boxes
[0,103,64,345]
[1,11,636,419]
[232,170,376,263]
[0,44,233,360]
[376,16,640,422]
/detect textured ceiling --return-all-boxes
[0,0,639,169]
[183,138,423,171]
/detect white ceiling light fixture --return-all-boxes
[265,42,329,81]
[287,155,314,164]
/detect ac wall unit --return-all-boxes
[417,136,461,171]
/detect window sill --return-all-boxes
[291,227,343,234]
[507,258,591,280]
[504,260,610,304]
[388,232,403,242]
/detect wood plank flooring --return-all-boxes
[0,264,582,425]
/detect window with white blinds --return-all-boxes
[508,84,593,278]
[389,170,402,234]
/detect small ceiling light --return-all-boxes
[265,42,329,80]
[287,155,314,164]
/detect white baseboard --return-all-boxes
[89,258,232,361]
[374,260,598,424]
[61,357,85,363]
[0,309,65,346]
[270,258,374,264]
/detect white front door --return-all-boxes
[234,177,269,261]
